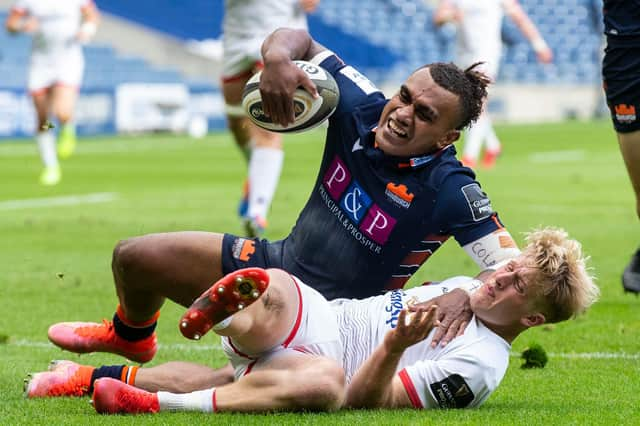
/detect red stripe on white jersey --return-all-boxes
[398,369,423,408]
[281,274,304,348]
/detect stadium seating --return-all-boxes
[1,0,603,89]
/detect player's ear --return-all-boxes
[436,130,460,149]
[522,312,546,328]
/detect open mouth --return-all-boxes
[387,118,408,138]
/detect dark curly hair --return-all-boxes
[418,62,491,130]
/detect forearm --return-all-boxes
[346,343,403,408]
[508,3,548,53]
[433,1,457,26]
[261,28,316,64]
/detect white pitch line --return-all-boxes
[7,340,639,360]
[9,339,222,352]
[0,192,118,211]
[528,150,586,163]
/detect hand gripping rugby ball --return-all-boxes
[242,60,340,133]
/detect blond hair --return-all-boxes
[523,227,600,323]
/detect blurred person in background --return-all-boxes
[433,0,552,169]
[5,0,100,186]
[222,0,320,237]
[601,0,640,294]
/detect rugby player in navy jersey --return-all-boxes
[602,0,640,294]
[45,28,521,391]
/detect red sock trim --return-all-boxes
[212,389,217,412]
[116,305,160,327]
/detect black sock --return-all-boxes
[113,313,157,341]
[90,365,125,392]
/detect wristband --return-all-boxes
[532,37,549,53]
[79,21,97,39]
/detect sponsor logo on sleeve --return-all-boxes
[461,183,494,221]
[429,374,475,408]
[339,66,379,95]
[231,238,255,262]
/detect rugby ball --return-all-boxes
[242,60,340,133]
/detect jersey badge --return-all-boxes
[231,238,255,262]
[429,374,475,408]
[461,183,493,221]
[385,182,414,209]
[615,104,637,123]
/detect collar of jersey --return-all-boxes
[363,130,451,170]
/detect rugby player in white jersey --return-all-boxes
[222,0,320,237]
[5,0,99,185]
[26,227,598,414]
[434,0,552,169]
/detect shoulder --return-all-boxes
[310,51,386,116]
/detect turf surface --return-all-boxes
[0,120,638,424]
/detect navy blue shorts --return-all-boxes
[220,233,284,275]
[603,38,640,133]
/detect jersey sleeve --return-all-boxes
[310,50,385,117]
[398,357,494,409]
[432,173,503,245]
[431,173,521,269]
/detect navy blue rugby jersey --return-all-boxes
[603,0,640,38]
[278,53,504,299]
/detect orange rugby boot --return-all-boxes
[24,360,94,398]
[92,378,160,415]
[179,267,270,340]
[48,320,157,363]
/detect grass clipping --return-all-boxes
[520,343,548,369]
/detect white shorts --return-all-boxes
[28,49,84,92]
[221,35,264,79]
[222,275,343,380]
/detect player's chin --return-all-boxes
[377,133,410,156]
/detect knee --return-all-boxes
[292,360,345,411]
[56,110,72,124]
[112,238,146,284]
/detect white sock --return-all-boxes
[484,117,501,152]
[157,388,215,412]
[37,131,58,168]
[247,146,284,220]
[463,114,489,160]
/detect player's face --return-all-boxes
[470,258,542,328]
[375,68,461,157]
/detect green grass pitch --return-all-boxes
[0,120,638,425]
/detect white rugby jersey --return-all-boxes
[12,0,91,55]
[223,0,308,41]
[451,0,513,76]
[331,276,510,409]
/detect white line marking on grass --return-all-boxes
[510,351,640,360]
[0,192,118,211]
[10,339,222,352]
[529,150,586,163]
[9,340,639,359]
